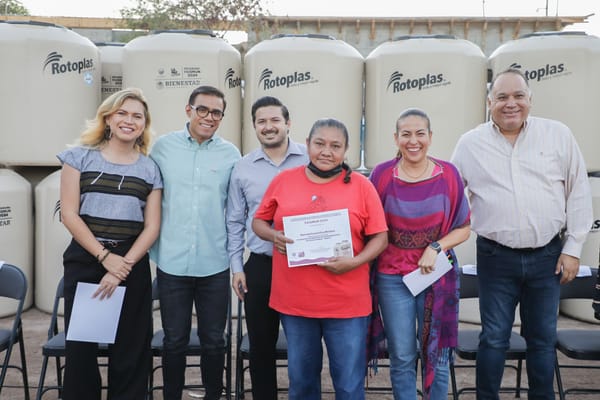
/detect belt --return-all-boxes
[99,238,135,248]
[250,252,272,259]
[99,240,120,248]
[479,234,560,253]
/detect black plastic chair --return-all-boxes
[554,267,600,400]
[449,267,527,399]
[234,297,288,400]
[0,263,29,400]
[149,278,232,400]
[35,277,110,400]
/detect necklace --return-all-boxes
[399,158,429,180]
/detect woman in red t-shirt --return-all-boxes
[253,118,388,400]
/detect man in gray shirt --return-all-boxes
[226,96,308,400]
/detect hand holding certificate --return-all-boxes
[282,209,353,267]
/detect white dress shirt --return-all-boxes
[451,116,592,258]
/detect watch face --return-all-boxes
[430,242,441,253]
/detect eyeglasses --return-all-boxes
[189,104,224,121]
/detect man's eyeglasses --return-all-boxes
[190,104,225,121]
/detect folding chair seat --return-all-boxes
[450,267,526,399]
[234,297,288,400]
[35,277,109,400]
[149,278,232,400]
[554,267,600,400]
[0,263,29,400]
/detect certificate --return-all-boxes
[282,209,353,267]
[66,282,126,343]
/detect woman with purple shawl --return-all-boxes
[368,108,470,399]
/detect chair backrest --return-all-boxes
[0,264,27,301]
[459,268,479,299]
[559,267,598,300]
[47,277,65,339]
[151,277,159,301]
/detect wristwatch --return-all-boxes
[429,241,442,253]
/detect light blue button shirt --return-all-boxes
[226,139,308,273]
[150,125,241,277]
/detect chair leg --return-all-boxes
[18,331,30,400]
[147,358,155,400]
[515,359,523,398]
[234,351,242,400]
[449,361,459,400]
[56,357,64,399]
[555,356,565,400]
[35,355,49,400]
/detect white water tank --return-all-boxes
[35,170,71,314]
[560,175,600,324]
[97,42,124,101]
[0,169,33,316]
[0,21,100,166]
[122,30,242,148]
[488,31,600,172]
[243,34,364,167]
[364,35,487,169]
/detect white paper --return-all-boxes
[282,209,353,267]
[462,264,477,275]
[66,282,126,344]
[577,265,592,277]
[403,252,453,296]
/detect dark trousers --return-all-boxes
[475,235,561,400]
[244,253,280,400]
[157,267,229,400]
[62,239,152,400]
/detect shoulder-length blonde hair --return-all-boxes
[78,88,154,155]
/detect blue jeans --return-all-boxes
[377,272,450,400]
[280,314,368,400]
[157,268,229,400]
[476,235,561,400]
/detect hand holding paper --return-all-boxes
[403,252,453,296]
[67,282,126,344]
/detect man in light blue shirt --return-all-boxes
[150,85,241,400]
[226,96,307,400]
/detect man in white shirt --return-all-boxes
[451,68,592,400]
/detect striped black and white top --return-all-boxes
[58,146,163,241]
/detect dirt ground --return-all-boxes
[1,308,599,399]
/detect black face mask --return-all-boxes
[307,161,343,178]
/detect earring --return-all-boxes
[104,125,112,140]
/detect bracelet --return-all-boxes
[96,247,107,262]
[98,249,111,263]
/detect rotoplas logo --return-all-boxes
[509,62,565,82]
[258,68,312,90]
[225,67,242,89]
[387,71,444,92]
[43,51,94,75]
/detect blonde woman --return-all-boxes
[58,88,162,400]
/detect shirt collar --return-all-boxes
[184,122,216,146]
[251,138,304,163]
[490,117,530,136]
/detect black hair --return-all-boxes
[251,96,290,124]
[396,107,432,132]
[488,68,530,99]
[188,85,227,112]
[308,118,352,183]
